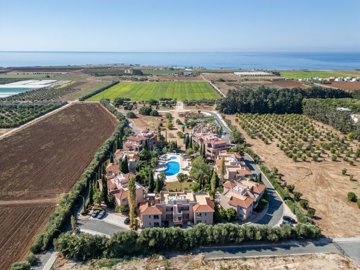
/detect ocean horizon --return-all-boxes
[0,51,360,70]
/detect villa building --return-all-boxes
[114,149,139,172]
[219,180,266,221]
[215,151,252,181]
[139,191,214,228]
[123,128,157,152]
[107,172,145,207]
[191,132,230,159]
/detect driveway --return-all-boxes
[77,212,130,236]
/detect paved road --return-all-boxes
[199,239,338,260]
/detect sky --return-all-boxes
[0,0,359,52]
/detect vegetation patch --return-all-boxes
[87,81,220,101]
[280,70,351,79]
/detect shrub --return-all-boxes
[138,106,152,116]
[126,112,136,119]
[342,168,347,175]
[357,200,360,209]
[11,261,31,270]
[150,110,159,117]
[293,192,303,201]
[347,192,357,202]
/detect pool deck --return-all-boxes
[155,153,190,182]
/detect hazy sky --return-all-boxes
[0,0,359,52]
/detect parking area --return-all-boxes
[77,210,130,236]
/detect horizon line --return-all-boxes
[1,50,360,54]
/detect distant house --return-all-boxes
[183,69,193,76]
[139,191,214,228]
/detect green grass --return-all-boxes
[280,70,352,79]
[87,81,220,101]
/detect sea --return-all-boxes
[0,51,360,70]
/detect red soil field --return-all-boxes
[0,103,117,201]
[329,81,360,91]
[0,103,117,269]
[269,79,307,89]
[0,203,56,270]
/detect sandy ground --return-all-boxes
[55,253,357,270]
[226,115,360,237]
[0,128,12,136]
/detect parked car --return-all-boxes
[283,215,296,224]
[97,210,106,219]
[91,210,100,218]
[124,217,130,225]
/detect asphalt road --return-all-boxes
[199,239,338,260]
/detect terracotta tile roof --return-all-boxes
[193,203,215,213]
[236,168,252,177]
[112,189,128,200]
[228,196,254,209]
[193,198,215,213]
[107,180,117,191]
[106,163,120,173]
[139,203,163,215]
[223,181,237,189]
[252,183,266,194]
[127,135,147,142]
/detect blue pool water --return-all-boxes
[169,156,177,160]
[165,161,180,176]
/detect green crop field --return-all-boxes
[280,70,352,79]
[87,81,220,101]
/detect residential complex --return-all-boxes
[123,128,157,152]
[139,191,214,228]
[191,132,230,159]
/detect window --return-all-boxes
[154,215,159,219]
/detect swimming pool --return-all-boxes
[164,161,180,176]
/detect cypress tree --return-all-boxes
[148,171,155,193]
[121,156,129,173]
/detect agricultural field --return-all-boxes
[0,103,117,201]
[328,81,360,91]
[237,114,359,163]
[0,203,55,270]
[87,81,220,101]
[227,114,360,237]
[280,70,351,79]
[0,102,64,128]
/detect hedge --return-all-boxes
[79,81,119,101]
[55,223,321,261]
[30,100,129,253]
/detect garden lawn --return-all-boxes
[87,81,220,101]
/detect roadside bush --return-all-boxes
[55,223,321,261]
